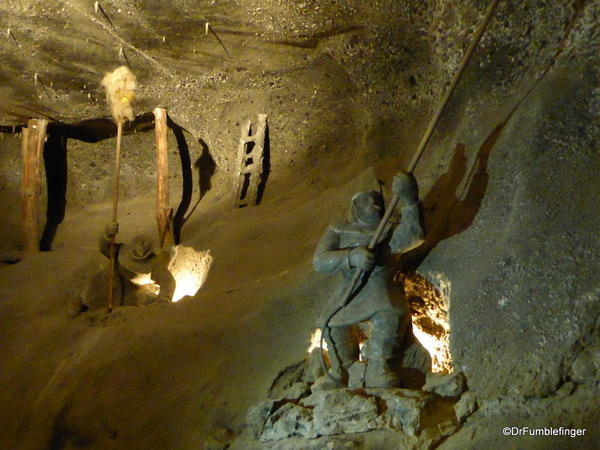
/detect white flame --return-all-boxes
[307,328,328,353]
[307,328,364,359]
[169,246,212,302]
[130,272,155,286]
[411,323,451,373]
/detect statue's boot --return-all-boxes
[364,310,401,388]
[324,325,359,385]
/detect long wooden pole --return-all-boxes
[153,107,173,247]
[21,118,48,253]
[407,0,501,173]
[107,120,123,312]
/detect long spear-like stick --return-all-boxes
[107,119,123,312]
[319,0,501,385]
[101,66,136,312]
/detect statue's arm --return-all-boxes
[99,234,111,258]
[99,223,120,259]
[99,233,121,259]
[313,226,352,273]
[389,201,425,253]
[151,250,176,302]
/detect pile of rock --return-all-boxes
[247,351,476,443]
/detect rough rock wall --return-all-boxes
[418,0,600,398]
[0,0,598,447]
[0,0,482,204]
[0,0,472,255]
[0,133,26,255]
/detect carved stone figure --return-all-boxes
[313,172,425,388]
[99,222,176,306]
[68,223,176,316]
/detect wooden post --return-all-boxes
[21,118,48,253]
[153,107,173,247]
[107,120,124,313]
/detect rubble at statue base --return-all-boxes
[247,349,473,445]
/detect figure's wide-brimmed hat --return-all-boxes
[119,234,155,274]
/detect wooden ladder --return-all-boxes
[233,114,267,208]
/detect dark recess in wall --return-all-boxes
[256,125,271,205]
[2,113,199,250]
[40,134,68,251]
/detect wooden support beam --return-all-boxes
[21,118,48,253]
[153,107,173,247]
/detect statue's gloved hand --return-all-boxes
[392,172,418,203]
[105,222,119,237]
[349,246,375,271]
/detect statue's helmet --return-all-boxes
[128,234,154,261]
[119,234,155,274]
[350,190,384,226]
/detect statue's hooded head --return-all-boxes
[350,190,384,227]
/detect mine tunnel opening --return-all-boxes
[396,271,453,374]
[307,270,452,386]
[40,134,67,251]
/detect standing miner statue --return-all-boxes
[313,172,426,388]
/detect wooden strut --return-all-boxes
[153,107,173,248]
[21,118,48,253]
[107,120,123,313]
[319,0,502,385]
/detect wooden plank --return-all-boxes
[153,107,172,246]
[156,207,174,248]
[154,108,169,211]
[21,118,48,253]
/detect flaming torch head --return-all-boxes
[101,66,136,123]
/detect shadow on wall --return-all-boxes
[167,117,193,245]
[196,139,217,200]
[256,124,271,205]
[183,139,217,223]
[33,114,157,251]
[401,123,505,271]
[40,134,68,251]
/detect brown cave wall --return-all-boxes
[0,127,193,253]
[0,0,485,210]
[0,0,598,447]
[416,1,600,398]
[0,132,27,256]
